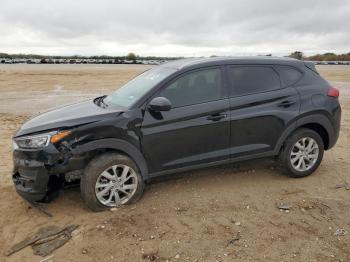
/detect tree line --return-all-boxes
[1,51,350,61]
[289,51,350,61]
[0,52,182,61]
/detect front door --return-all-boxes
[141,67,230,175]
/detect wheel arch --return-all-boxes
[275,113,334,154]
[71,138,149,179]
[297,123,329,149]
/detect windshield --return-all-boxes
[104,67,176,108]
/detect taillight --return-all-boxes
[327,87,339,98]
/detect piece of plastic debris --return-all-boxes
[334,229,347,236]
[277,203,292,210]
[142,252,159,261]
[226,232,240,247]
[32,225,79,257]
[6,224,79,257]
[39,255,54,262]
[6,225,63,256]
[27,201,53,217]
[335,183,350,190]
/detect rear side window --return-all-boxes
[228,66,280,97]
[275,66,302,87]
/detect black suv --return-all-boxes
[12,57,341,211]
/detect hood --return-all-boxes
[16,100,125,137]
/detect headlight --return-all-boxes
[14,134,51,149]
[13,130,71,149]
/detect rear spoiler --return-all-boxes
[303,61,318,74]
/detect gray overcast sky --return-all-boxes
[0,0,349,57]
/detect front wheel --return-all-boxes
[279,128,324,178]
[81,153,145,212]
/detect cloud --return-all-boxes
[0,0,349,56]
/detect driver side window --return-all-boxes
[159,68,223,108]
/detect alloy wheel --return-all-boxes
[290,137,319,172]
[95,164,138,206]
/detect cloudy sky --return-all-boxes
[0,0,349,57]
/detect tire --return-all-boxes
[279,128,324,178]
[81,153,145,212]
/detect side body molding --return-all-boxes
[71,138,149,179]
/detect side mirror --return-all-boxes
[148,97,172,112]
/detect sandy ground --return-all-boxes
[0,64,349,262]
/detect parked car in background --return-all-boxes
[12,57,341,211]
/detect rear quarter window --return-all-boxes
[228,66,281,97]
[275,66,302,87]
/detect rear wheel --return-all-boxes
[81,153,145,212]
[279,128,324,178]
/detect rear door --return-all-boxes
[226,65,301,158]
[141,67,230,174]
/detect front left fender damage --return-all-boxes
[12,139,88,202]
[12,108,145,203]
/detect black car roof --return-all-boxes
[161,56,304,70]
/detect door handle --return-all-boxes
[207,113,226,121]
[278,100,296,108]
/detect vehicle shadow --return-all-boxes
[147,157,279,185]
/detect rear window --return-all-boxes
[275,66,302,87]
[228,66,280,96]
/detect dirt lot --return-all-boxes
[0,64,349,262]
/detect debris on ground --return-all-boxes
[142,252,159,261]
[226,232,240,247]
[175,206,188,213]
[33,225,78,257]
[269,220,281,227]
[39,255,54,262]
[334,228,347,236]
[277,203,292,211]
[281,189,306,196]
[158,230,169,239]
[334,182,350,190]
[6,224,79,257]
[27,201,53,217]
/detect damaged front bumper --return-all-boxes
[13,167,49,202]
[12,144,86,202]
